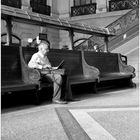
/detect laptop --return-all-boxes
[57,60,64,69]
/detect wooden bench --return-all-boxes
[83,51,136,89]
[47,49,99,97]
[21,47,99,99]
[2,46,135,106]
[1,46,40,104]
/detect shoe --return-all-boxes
[52,100,68,104]
[66,98,79,102]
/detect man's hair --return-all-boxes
[38,40,50,50]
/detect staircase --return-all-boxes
[74,8,139,51]
[108,24,139,52]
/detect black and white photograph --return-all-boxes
[1,0,139,139]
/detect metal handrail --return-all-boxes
[74,8,138,51]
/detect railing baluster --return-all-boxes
[71,3,96,17]
[109,0,139,12]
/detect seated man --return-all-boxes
[28,41,70,104]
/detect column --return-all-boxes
[22,0,32,11]
[96,0,107,13]
[52,0,70,18]
[69,29,74,50]
[6,18,12,45]
[104,36,109,52]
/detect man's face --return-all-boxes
[41,44,49,55]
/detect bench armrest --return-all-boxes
[118,54,135,78]
[120,54,127,65]
[19,47,41,84]
[81,51,100,81]
[25,67,41,84]
[39,68,65,75]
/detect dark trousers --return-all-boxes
[41,74,72,101]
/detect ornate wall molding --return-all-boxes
[73,35,105,52]
[107,8,139,36]
[71,3,97,17]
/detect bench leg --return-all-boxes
[93,83,97,93]
[129,79,137,88]
[34,90,40,105]
[64,83,73,101]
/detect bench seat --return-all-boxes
[100,72,133,81]
[69,75,97,84]
[2,81,37,93]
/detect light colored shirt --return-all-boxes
[28,52,51,69]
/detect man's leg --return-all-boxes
[46,74,67,104]
[60,75,73,101]
[52,74,62,101]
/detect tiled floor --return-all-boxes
[70,107,139,140]
[1,86,139,140]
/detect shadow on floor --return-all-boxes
[1,83,136,113]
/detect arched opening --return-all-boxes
[73,38,87,50]
[73,38,103,52]
[1,33,21,47]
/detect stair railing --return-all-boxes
[74,8,139,51]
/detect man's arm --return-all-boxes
[42,64,52,69]
[28,53,52,69]
[28,54,43,69]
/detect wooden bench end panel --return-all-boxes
[81,51,100,80]
[118,54,135,78]
[20,47,41,84]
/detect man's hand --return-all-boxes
[51,67,58,70]
[43,64,52,69]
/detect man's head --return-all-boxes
[38,41,50,56]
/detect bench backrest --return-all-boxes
[1,46,22,84]
[48,49,83,77]
[22,47,38,64]
[83,51,120,73]
[22,47,83,77]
